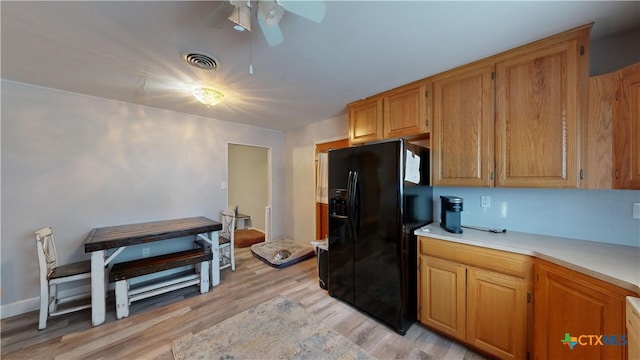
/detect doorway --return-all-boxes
[228,143,270,232]
[315,138,349,240]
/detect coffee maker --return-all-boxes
[441,196,463,233]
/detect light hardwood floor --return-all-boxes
[1,247,489,359]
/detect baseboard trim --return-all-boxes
[1,297,39,319]
[1,284,93,319]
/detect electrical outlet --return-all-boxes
[142,247,150,258]
[633,202,640,219]
[481,196,491,208]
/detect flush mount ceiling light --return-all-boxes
[191,87,224,106]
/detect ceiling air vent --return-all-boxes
[182,52,218,71]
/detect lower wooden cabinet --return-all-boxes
[534,259,636,360]
[418,236,533,359]
[419,255,466,340]
[467,267,528,359]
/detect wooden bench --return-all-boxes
[109,247,212,319]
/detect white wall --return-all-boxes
[0,80,285,313]
[283,115,348,241]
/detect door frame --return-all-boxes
[227,142,272,233]
[315,138,349,240]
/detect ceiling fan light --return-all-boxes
[259,1,284,27]
[228,4,252,32]
[191,87,224,106]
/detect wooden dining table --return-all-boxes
[84,216,222,326]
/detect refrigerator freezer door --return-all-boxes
[328,147,356,305]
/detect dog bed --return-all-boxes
[251,238,315,268]
[234,229,265,248]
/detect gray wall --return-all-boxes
[590,28,640,75]
[1,80,285,314]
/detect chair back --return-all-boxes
[35,227,58,279]
[221,209,236,239]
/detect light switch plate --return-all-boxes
[633,202,640,219]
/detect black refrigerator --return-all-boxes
[327,139,433,335]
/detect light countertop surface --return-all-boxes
[415,223,640,294]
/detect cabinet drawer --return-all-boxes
[419,236,532,279]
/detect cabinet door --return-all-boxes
[613,63,640,189]
[383,81,430,138]
[585,72,617,189]
[349,97,383,145]
[534,260,631,360]
[467,267,527,360]
[432,63,495,186]
[495,37,586,188]
[418,255,466,340]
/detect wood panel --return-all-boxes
[349,96,383,144]
[495,38,583,188]
[534,259,636,360]
[432,62,494,187]
[383,80,429,138]
[467,267,527,360]
[585,72,616,188]
[419,255,466,341]
[419,236,532,279]
[613,62,640,189]
[84,217,221,252]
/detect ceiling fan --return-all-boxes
[207,0,327,47]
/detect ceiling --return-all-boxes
[2,1,639,132]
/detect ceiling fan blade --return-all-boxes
[277,0,326,23]
[257,10,284,47]
[206,1,236,29]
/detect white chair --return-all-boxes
[219,209,236,271]
[35,227,92,330]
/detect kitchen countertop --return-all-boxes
[415,223,640,294]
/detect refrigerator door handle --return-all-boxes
[346,171,354,217]
[350,171,359,236]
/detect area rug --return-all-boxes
[234,229,265,248]
[172,296,374,360]
[250,238,315,268]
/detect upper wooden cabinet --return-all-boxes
[584,62,639,189]
[432,62,494,187]
[495,31,588,188]
[585,71,617,188]
[349,80,431,145]
[348,96,383,144]
[613,62,640,189]
[431,24,591,188]
[383,80,430,139]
